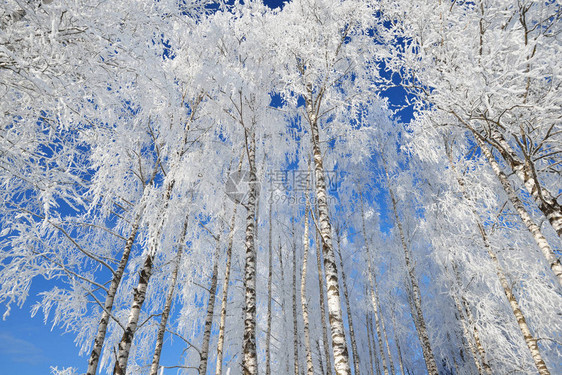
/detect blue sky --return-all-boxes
[0,278,84,374]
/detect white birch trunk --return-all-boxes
[462,295,492,375]
[368,311,382,375]
[391,312,406,375]
[292,222,300,375]
[149,217,188,375]
[450,284,487,375]
[386,183,438,375]
[279,243,291,375]
[335,230,360,375]
[114,253,154,375]
[241,129,258,375]
[488,242,551,375]
[114,96,201,374]
[215,203,237,375]
[114,179,176,375]
[316,221,333,375]
[358,192,388,375]
[198,236,221,375]
[449,144,551,374]
[378,283,395,375]
[489,129,562,238]
[301,205,315,375]
[316,339,326,375]
[445,148,493,375]
[368,272,389,375]
[474,133,562,287]
[265,203,273,375]
[216,156,243,375]
[308,102,351,375]
[87,209,142,375]
[365,312,376,375]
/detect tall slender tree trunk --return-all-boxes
[447,144,551,375]
[87,144,163,375]
[279,242,291,375]
[390,311,406,375]
[358,192,388,375]
[216,156,244,375]
[114,254,153,375]
[242,129,258,375]
[265,202,273,375]
[317,339,326,375]
[198,234,222,375]
[368,311,382,375]
[113,96,201,375]
[149,217,188,375]
[368,271,389,375]
[114,179,176,375]
[488,129,562,238]
[385,177,438,375]
[292,220,300,375]
[316,229,333,375]
[301,205,315,375]
[449,280,487,375]
[377,281,395,375]
[486,238,550,374]
[445,250,492,375]
[334,229,360,375]
[365,312,376,375]
[87,209,143,375]
[473,132,562,286]
[461,295,492,375]
[308,100,351,375]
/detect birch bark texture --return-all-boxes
[309,109,351,374]
[87,210,142,375]
[301,203,315,375]
[316,229,334,375]
[216,157,244,375]
[335,228,361,375]
[384,174,438,375]
[291,220,300,375]
[447,145,552,375]
[198,235,221,375]
[149,217,188,375]
[241,128,258,375]
[114,178,176,375]
[265,202,273,375]
[472,132,562,287]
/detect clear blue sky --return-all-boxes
[0,277,85,374]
